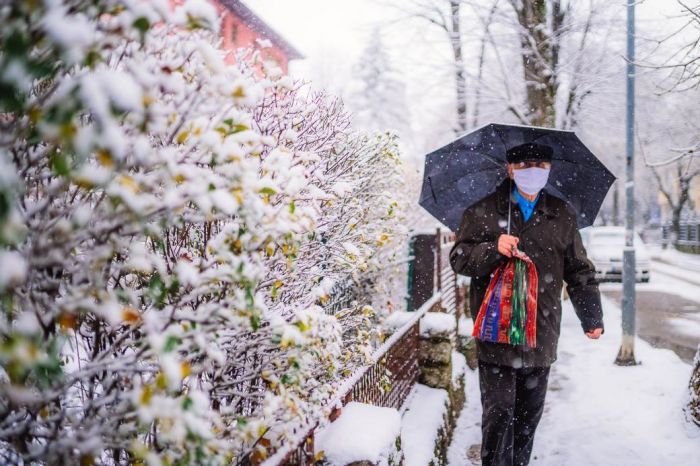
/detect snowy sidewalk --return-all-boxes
[447,295,700,466]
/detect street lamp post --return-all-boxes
[616,0,638,366]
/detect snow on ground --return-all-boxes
[649,245,700,271]
[667,317,700,339]
[315,401,401,465]
[401,384,449,466]
[651,261,700,287]
[458,315,474,336]
[420,312,456,337]
[447,295,700,466]
[452,351,467,384]
[599,269,700,305]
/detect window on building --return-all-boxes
[231,24,238,43]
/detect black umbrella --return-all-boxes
[419,123,616,232]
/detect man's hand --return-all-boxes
[585,328,603,339]
[497,234,519,257]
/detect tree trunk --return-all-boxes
[510,0,563,127]
[450,0,468,134]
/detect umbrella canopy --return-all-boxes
[419,123,616,231]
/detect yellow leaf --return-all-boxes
[28,106,41,124]
[155,372,167,390]
[121,307,141,325]
[176,130,189,144]
[96,149,114,168]
[181,362,191,378]
[232,85,245,98]
[231,188,243,204]
[231,239,242,254]
[58,312,79,331]
[118,175,140,193]
[140,385,153,405]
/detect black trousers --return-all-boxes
[478,360,551,466]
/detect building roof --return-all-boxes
[219,0,304,60]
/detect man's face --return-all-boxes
[507,160,552,179]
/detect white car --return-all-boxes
[580,226,651,283]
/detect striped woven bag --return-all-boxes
[472,249,539,347]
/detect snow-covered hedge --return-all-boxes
[0,0,408,464]
[250,81,409,373]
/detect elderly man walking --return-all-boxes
[449,142,604,466]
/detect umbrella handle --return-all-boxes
[507,177,512,236]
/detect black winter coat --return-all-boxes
[449,179,604,368]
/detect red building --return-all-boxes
[215,1,303,74]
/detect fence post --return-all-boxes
[410,234,438,311]
[406,235,416,312]
[435,227,442,292]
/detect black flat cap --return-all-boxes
[506,142,553,164]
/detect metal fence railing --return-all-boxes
[257,229,465,466]
[259,293,440,466]
[648,220,700,252]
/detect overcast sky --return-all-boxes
[244,0,694,163]
[246,0,688,82]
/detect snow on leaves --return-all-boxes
[0,0,411,464]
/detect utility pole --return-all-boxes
[616,0,637,366]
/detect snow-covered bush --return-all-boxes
[688,345,700,427]
[249,78,410,372]
[0,0,410,463]
[0,1,347,463]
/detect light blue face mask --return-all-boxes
[513,167,550,195]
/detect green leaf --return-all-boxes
[5,30,29,57]
[232,124,248,134]
[259,187,276,195]
[49,151,70,176]
[245,283,255,309]
[148,273,168,309]
[132,16,150,35]
[26,58,55,80]
[83,49,102,69]
[250,313,260,331]
[163,335,182,352]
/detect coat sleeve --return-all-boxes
[563,228,605,334]
[449,206,506,278]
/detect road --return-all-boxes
[600,258,700,364]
